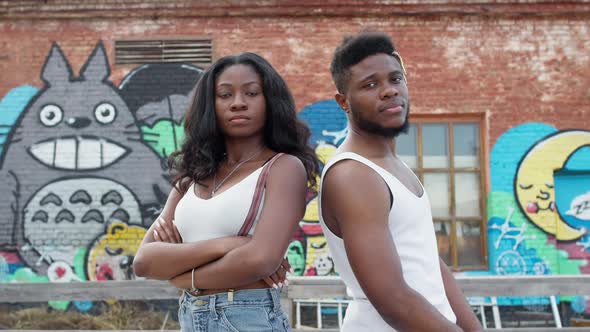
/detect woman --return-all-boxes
[133,52,319,332]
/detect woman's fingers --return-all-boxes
[269,271,282,288]
[282,258,292,274]
[263,277,276,288]
[158,217,177,243]
[172,220,182,243]
[153,229,163,242]
[153,223,169,242]
[276,264,288,285]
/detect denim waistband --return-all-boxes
[180,287,283,313]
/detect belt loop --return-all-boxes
[209,295,218,320]
[179,291,186,313]
[270,288,281,313]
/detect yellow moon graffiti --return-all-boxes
[515,130,590,241]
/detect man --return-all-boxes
[319,32,483,331]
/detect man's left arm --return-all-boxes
[439,258,484,332]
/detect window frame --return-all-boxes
[400,113,489,271]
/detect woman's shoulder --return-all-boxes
[273,153,303,167]
[268,153,305,176]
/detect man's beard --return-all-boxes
[351,104,410,138]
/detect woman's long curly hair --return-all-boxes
[169,52,320,195]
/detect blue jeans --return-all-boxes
[178,288,292,332]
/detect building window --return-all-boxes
[114,38,213,66]
[395,114,488,270]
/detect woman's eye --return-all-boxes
[364,82,376,89]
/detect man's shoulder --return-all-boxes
[322,155,388,204]
[323,156,373,184]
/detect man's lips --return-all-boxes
[379,103,404,114]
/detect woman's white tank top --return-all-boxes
[318,152,456,330]
[174,167,264,243]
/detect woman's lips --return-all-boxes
[229,115,249,123]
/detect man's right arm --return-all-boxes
[322,160,463,332]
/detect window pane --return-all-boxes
[423,172,450,218]
[454,172,481,217]
[422,124,449,168]
[457,221,483,266]
[453,123,480,168]
[434,221,451,265]
[396,124,417,168]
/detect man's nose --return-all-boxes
[380,83,399,99]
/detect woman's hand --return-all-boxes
[153,216,182,243]
[263,258,292,288]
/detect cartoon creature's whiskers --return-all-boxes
[8,138,23,144]
[123,130,161,138]
[127,137,158,144]
[125,114,156,128]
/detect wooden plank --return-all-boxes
[482,330,586,332]
[3,275,590,303]
[2,329,588,332]
[2,329,586,332]
[290,330,589,332]
[456,275,590,296]
[287,275,590,297]
[0,280,181,302]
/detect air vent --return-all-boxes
[114,39,212,66]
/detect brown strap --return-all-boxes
[238,153,285,236]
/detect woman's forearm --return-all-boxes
[186,242,280,289]
[133,236,249,280]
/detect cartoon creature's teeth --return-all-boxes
[28,136,128,170]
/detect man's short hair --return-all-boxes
[330,32,398,93]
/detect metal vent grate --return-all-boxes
[114,39,212,66]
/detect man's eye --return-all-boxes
[364,82,376,89]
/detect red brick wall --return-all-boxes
[1,4,589,146]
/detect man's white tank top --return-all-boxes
[319,152,456,331]
[174,167,264,243]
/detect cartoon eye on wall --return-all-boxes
[39,104,63,127]
[94,102,117,124]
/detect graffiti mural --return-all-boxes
[86,221,147,281]
[119,63,198,159]
[488,123,590,310]
[0,41,202,310]
[296,100,347,276]
[514,130,590,240]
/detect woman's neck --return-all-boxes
[223,136,266,165]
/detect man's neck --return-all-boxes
[341,126,396,159]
